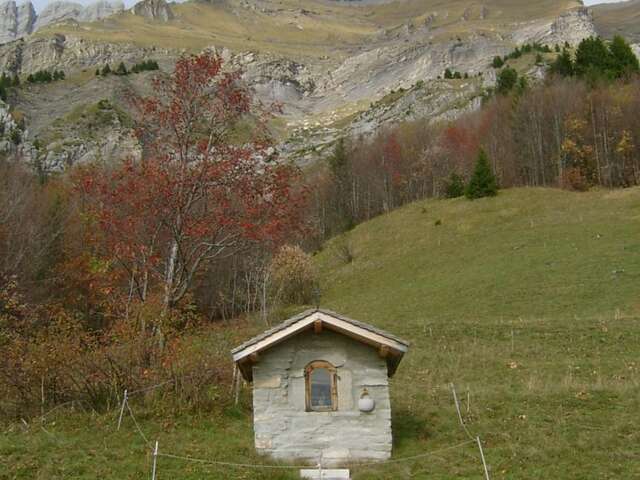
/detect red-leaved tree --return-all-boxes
[78,53,306,320]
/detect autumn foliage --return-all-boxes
[0,54,307,419]
[78,53,307,316]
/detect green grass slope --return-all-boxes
[2,187,640,479]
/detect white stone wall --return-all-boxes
[252,329,392,465]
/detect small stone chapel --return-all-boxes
[231,308,409,466]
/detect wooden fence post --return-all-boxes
[476,436,490,480]
[117,389,128,431]
[151,440,159,480]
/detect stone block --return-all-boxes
[300,469,350,479]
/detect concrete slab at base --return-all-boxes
[300,469,350,479]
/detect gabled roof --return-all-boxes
[232,309,409,382]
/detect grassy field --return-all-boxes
[2,187,640,479]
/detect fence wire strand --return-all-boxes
[125,400,151,446]
[156,439,476,470]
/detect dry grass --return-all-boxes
[34,0,585,57]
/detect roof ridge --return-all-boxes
[230,308,410,356]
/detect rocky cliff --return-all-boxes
[0,34,174,76]
[0,0,124,45]
[0,0,608,170]
[0,1,36,44]
[34,0,125,30]
[511,7,597,46]
[132,0,173,21]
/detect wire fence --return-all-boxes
[11,380,493,479]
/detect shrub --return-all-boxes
[444,172,465,198]
[465,149,498,199]
[9,128,21,145]
[0,305,237,417]
[496,67,518,95]
[333,237,355,264]
[269,245,317,305]
[561,167,590,192]
[492,56,505,68]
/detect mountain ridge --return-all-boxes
[0,0,125,44]
[0,0,635,171]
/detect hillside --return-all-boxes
[2,187,639,479]
[34,0,583,55]
[592,0,640,42]
[0,0,598,168]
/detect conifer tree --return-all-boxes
[116,62,128,76]
[496,67,518,95]
[492,56,504,68]
[574,36,611,78]
[609,35,640,78]
[101,64,111,76]
[465,149,498,199]
[551,48,574,77]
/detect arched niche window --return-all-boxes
[304,361,338,412]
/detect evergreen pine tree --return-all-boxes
[444,68,453,79]
[101,64,111,76]
[0,84,6,102]
[574,36,612,78]
[496,67,518,95]
[491,56,504,68]
[12,75,19,86]
[551,49,574,77]
[116,62,128,76]
[96,68,101,76]
[465,149,498,199]
[609,35,640,78]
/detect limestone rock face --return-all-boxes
[512,7,597,46]
[81,0,125,23]
[34,1,85,31]
[0,0,123,45]
[0,1,36,44]
[132,0,173,22]
[0,34,173,76]
[549,7,598,45]
[0,99,18,154]
[16,1,36,37]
